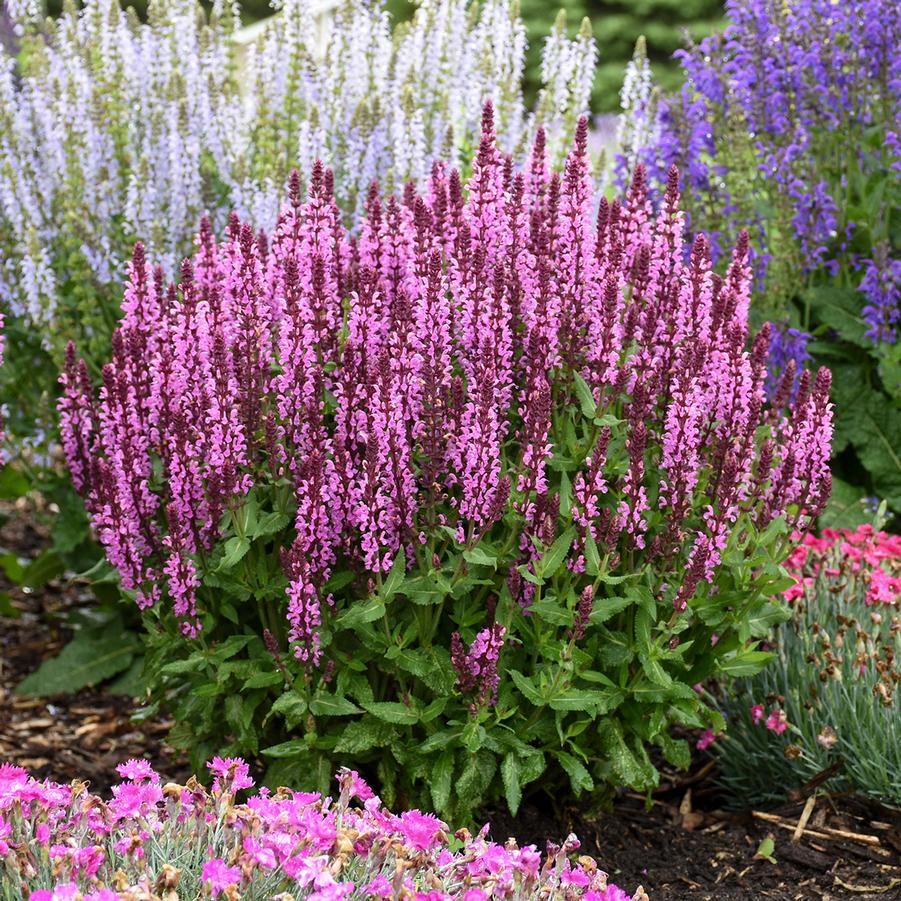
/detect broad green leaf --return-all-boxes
[718,648,774,676]
[549,687,622,715]
[22,550,64,589]
[572,371,597,419]
[0,590,21,619]
[528,597,571,626]
[261,740,307,758]
[310,693,363,716]
[336,597,385,629]
[463,546,497,567]
[270,692,308,729]
[589,594,633,625]
[250,511,292,539]
[555,750,594,793]
[243,671,284,690]
[334,717,397,754]
[501,753,523,816]
[15,633,138,696]
[509,669,544,706]
[363,701,419,725]
[216,536,250,572]
[431,749,455,814]
[599,720,658,790]
[536,528,575,580]
[381,548,406,600]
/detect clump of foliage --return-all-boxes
[716,522,901,806]
[618,0,901,520]
[0,758,647,900]
[57,110,832,821]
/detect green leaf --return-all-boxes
[754,837,777,864]
[598,720,658,790]
[549,687,622,715]
[431,749,455,814]
[0,590,21,619]
[589,594,634,625]
[22,550,64,589]
[243,671,284,690]
[528,597,571,626]
[463,546,497,567]
[572,371,597,419]
[15,633,138,696]
[249,511,292,539]
[107,657,147,696]
[261,740,307,758]
[501,753,523,816]
[270,692,308,729]
[381,548,406,600]
[509,669,544,706]
[336,597,385,629]
[334,717,397,754]
[718,648,774,677]
[216,536,250,572]
[536,528,575,580]
[555,750,594,793]
[310,693,363,716]
[363,701,420,725]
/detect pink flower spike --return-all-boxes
[695,729,717,751]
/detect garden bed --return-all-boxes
[3,511,899,901]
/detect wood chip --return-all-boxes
[752,810,881,847]
[792,795,817,843]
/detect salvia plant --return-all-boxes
[0,758,647,901]
[716,523,901,806]
[58,110,833,821]
[617,0,901,518]
[0,0,595,391]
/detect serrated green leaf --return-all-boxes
[431,749,455,814]
[589,594,633,625]
[310,693,363,716]
[509,669,544,706]
[336,597,385,629]
[270,692,308,729]
[463,546,497,567]
[363,701,420,725]
[381,548,406,600]
[528,597,571,626]
[22,550,64,589]
[555,750,594,793]
[261,740,307,758]
[334,717,397,753]
[572,371,597,419]
[536,528,575,580]
[250,511,292,539]
[216,536,250,572]
[15,633,138,696]
[501,753,523,815]
[243,670,284,690]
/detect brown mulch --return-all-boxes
[488,782,901,900]
[0,499,190,793]
[2,500,901,899]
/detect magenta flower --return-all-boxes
[115,759,159,783]
[207,757,254,794]
[202,858,242,897]
[765,709,789,735]
[397,809,447,851]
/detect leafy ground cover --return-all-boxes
[3,507,900,900]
